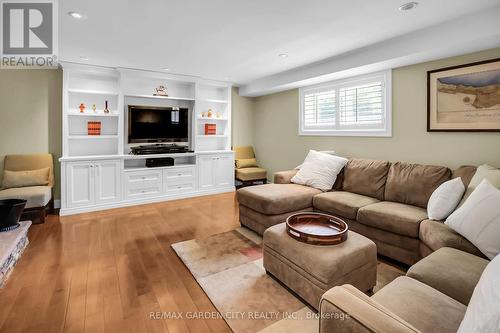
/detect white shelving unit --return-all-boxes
[63,65,121,157]
[194,80,231,151]
[59,63,234,216]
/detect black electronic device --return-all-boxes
[130,143,192,155]
[146,157,175,168]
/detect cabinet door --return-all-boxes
[66,162,94,208]
[95,160,121,204]
[215,154,234,187]
[198,155,216,190]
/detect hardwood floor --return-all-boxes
[0,193,240,333]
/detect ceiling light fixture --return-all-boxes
[398,2,418,11]
[68,11,86,20]
[162,68,170,71]
[79,56,89,61]
[279,53,288,58]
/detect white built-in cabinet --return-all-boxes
[59,63,235,216]
[198,153,235,190]
[66,159,121,208]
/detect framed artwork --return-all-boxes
[427,58,500,132]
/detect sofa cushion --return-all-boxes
[236,183,321,215]
[342,159,390,200]
[273,170,298,184]
[452,165,477,188]
[373,276,467,333]
[239,204,312,235]
[419,219,485,258]
[235,167,267,181]
[407,247,488,306]
[0,186,51,208]
[357,201,427,238]
[384,162,451,208]
[313,191,380,220]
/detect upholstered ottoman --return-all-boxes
[237,184,321,235]
[263,223,377,310]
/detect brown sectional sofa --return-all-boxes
[237,158,483,265]
[319,247,489,333]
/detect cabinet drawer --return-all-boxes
[125,185,163,199]
[163,166,195,182]
[124,170,163,199]
[165,180,196,194]
[124,170,162,188]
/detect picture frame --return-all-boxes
[427,58,500,132]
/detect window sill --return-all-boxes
[299,129,392,137]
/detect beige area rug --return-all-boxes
[172,228,406,333]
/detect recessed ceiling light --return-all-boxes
[279,53,288,58]
[162,68,170,71]
[68,11,86,20]
[79,56,89,61]
[398,2,418,11]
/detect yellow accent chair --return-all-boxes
[0,154,54,224]
[233,146,267,188]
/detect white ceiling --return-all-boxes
[60,0,500,85]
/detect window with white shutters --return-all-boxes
[299,71,391,136]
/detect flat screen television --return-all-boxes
[128,105,189,143]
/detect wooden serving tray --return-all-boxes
[286,212,348,245]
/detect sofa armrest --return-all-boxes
[273,170,298,184]
[319,285,420,333]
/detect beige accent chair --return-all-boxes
[234,146,267,187]
[0,154,54,224]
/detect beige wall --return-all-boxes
[231,87,255,147]
[0,69,62,199]
[250,47,500,181]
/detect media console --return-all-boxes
[59,63,234,216]
[60,151,234,216]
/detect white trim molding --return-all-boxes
[298,70,392,137]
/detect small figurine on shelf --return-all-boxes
[201,112,206,118]
[153,85,168,96]
[207,108,213,118]
[92,104,96,113]
[104,100,110,114]
[216,112,221,118]
[79,103,86,113]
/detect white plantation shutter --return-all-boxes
[299,71,391,136]
[303,89,336,128]
[339,82,384,127]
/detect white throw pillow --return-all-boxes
[458,253,500,333]
[460,164,500,206]
[427,178,465,220]
[291,151,347,191]
[294,150,336,170]
[445,179,500,260]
